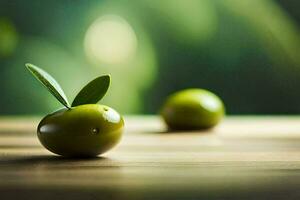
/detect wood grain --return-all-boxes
[0,116,300,200]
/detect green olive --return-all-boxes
[161,89,225,130]
[38,104,124,157]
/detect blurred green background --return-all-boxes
[0,0,300,115]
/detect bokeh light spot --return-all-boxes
[84,15,138,65]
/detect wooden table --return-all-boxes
[0,116,300,200]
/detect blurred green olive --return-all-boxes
[38,104,124,157]
[161,89,225,130]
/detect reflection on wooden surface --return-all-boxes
[0,116,300,200]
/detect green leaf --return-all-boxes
[25,63,70,108]
[72,75,111,107]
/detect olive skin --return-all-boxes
[161,89,225,130]
[38,104,124,157]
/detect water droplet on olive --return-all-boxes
[91,127,100,134]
